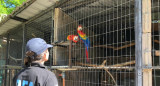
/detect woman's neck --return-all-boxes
[34,60,44,65]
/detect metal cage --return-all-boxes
[0,0,160,86]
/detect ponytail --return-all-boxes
[24,51,43,66]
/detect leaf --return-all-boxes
[0,0,26,15]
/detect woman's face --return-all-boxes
[43,49,49,61]
[45,49,49,60]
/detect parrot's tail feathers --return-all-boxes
[86,48,89,62]
[86,38,90,47]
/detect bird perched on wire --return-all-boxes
[77,25,90,62]
[67,35,79,43]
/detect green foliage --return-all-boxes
[0,0,26,15]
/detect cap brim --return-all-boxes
[36,44,53,55]
[47,44,53,48]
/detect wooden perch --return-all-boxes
[76,60,135,86]
[52,41,77,46]
[114,43,135,50]
[103,69,117,86]
[9,55,22,63]
[76,60,135,68]
[154,40,160,44]
[52,41,69,46]
[94,45,115,49]
[0,65,21,69]
[76,62,101,67]
[75,60,117,86]
[94,39,160,51]
[57,68,78,71]
[75,60,107,67]
[94,42,135,50]
[109,60,135,67]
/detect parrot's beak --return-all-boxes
[78,26,82,31]
[73,36,79,43]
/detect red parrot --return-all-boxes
[67,35,79,43]
[77,25,90,62]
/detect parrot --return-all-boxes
[67,35,79,43]
[77,25,90,62]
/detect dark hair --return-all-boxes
[24,51,43,66]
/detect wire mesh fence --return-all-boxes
[0,38,7,86]
[0,28,23,86]
[0,9,54,86]
[152,0,160,86]
[8,26,23,66]
[0,69,21,86]
[25,10,53,66]
[53,0,135,86]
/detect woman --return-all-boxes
[13,38,58,86]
